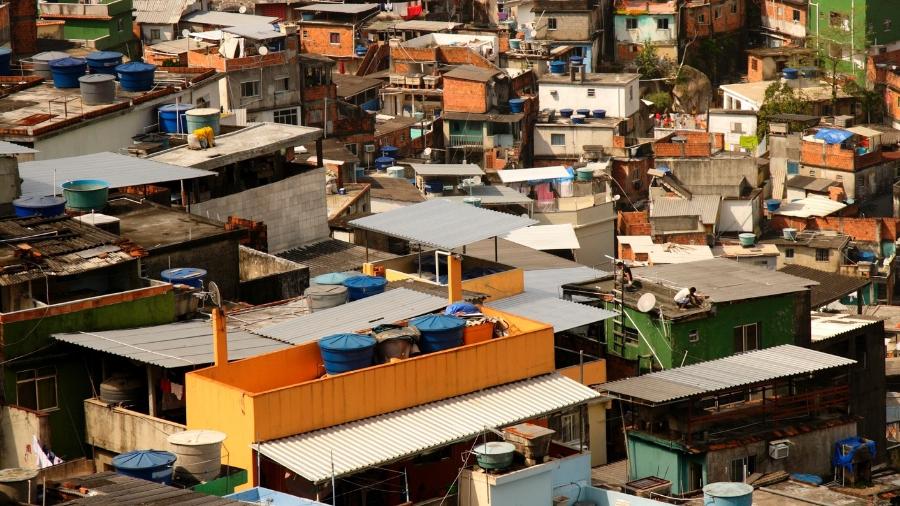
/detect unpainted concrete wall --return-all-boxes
[84,398,185,460]
[145,236,241,301]
[0,405,51,469]
[238,246,309,304]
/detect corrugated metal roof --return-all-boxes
[0,140,36,155]
[59,472,242,504]
[636,258,815,303]
[395,20,461,31]
[147,38,213,54]
[601,345,856,404]
[786,175,838,193]
[779,264,870,307]
[525,267,607,296]
[774,196,847,218]
[503,224,579,250]
[297,3,379,13]
[438,185,532,205]
[649,195,721,225]
[487,292,616,331]
[255,288,446,344]
[222,24,284,40]
[810,312,880,342]
[443,65,502,82]
[408,163,484,177]
[53,320,291,368]
[183,10,278,26]
[255,373,599,482]
[20,152,215,196]
[134,0,195,25]
[497,166,570,183]
[349,199,536,250]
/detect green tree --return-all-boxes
[646,91,672,112]
[756,82,812,141]
[843,79,884,124]
[635,41,665,79]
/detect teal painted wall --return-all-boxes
[614,14,677,43]
[628,431,705,494]
[605,294,799,370]
[2,290,176,459]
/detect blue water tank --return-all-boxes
[12,195,66,217]
[859,251,877,262]
[410,314,465,353]
[783,68,799,80]
[576,108,590,117]
[314,272,358,285]
[49,58,87,88]
[549,60,566,74]
[766,199,781,212]
[571,114,585,125]
[185,108,221,135]
[509,98,525,113]
[86,51,123,75]
[160,268,207,288]
[116,61,156,92]
[569,55,583,66]
[0,48,12,76]
[343,275,387,301]
[380,145,400,158]
[559,108,573,118]
[423,179,444,194]
[318,333,376,374]
[158,103,194,133]
[112,450,177,484]
[592,109,606,119]
[703,483,752,506]
[355,45,368,57]
[374,156,395,172]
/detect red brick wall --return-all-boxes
[748,55,764,82]
[300,24,355,58]
[443,78,489,113]
[618,211,651,235]
[800,140,882,170]
[768,215,900,242]
[684,0,744,38]
[10,0,36,55]
[612,157,653,203]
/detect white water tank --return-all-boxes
[167,430,226,483]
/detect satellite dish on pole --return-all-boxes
[238,5,247,13]
[257,46,269,55]
[181,29,191,38]
[636,293,656,313]
[208,281,222,308]
[423,147,432,158]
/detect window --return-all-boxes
[548,18,558,30]
[816,248,830,262]
[897,96,900,108]
[629,85,634,100]
[730,2,737,14]
[657,18,669,30]
[240,80,260,98]
[750,58,758,71]
[730,121,744,134]
[886,19,894,32]
[809,169,816,176]
[329,32,341,44]
[785,248,795,258]
[714,7,722,19]
[777,6,783,16]
[150,28,161,40]
[698,13,705,24]
[302,30,309,38]
[733,323,760,353]
[117,17,124,32]
[787,161,799,175]
[273,108,298,125]
[344,143,358,156]
[792,9,801,22]
[729,455,757,482]
[16,367,57,412]
[688,463,704,491]
[626,18,638,30]
[551,133,566,146]
[308,108,323,124]
[689,329,700,343]
[587,88,595,97]
[275,76,289,93]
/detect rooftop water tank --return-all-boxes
[549,60,566,74]
[374,156,395,172]
[423,179,444,194]
[508,98,525,113]
[12,195,66,218]
[342,275,387,301]
[473,442,516,470]
[509,39,522,50]
[765,198,781,212]
[158,104,194,133]
[783,227,798,240]
[783,68,799,80]
[570,114,585,125]
[32,51,70,79]
[61,179,109,210]
[99,375,143,408]
[576,108,590,116]
[702,482,753,506]
[569,55,584,66]
[559,108,573,118]
[387,166,405,178]
[738,232,756,247]
[160,268,207,289]
[49,57,87,88]
[313,272,358,285]
[463,197,482,207]
[592,109,606,119]
[79,74,116,105]
[167,430,226,483]
[112,450,177,484]
[410,314,465,353]
[380,145,399,157]
[318,333,376,374]
[85,50,123,75]
[576,167,593,181]
[0,48,12,77]
[0,468,38,505]
[305,284,348,312]
[185,108,221,135]
[355,45,368,57]
[116,61,156,92]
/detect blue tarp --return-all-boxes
[814,128,854,145]
[832,437,876,472]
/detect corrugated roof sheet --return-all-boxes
[809,312,881,342]
[297,3,379,13]
[222,24,284,40]
[774,196,847,218]
[443,65,502,82]
[0,140,36,155]
[636,258,815,303]
[503,224,579,250]
[438,185,532,206]
[56,472,241,504]
[256,373,599,482]
[524,267,607,296]
[778,264,871,307]
[487,291,616,331]
[134,0,195,25]
[278,238,396,277]
[650,195,721,225]
[408,163,484,176]
[786,175,838,193]
[53,319,291,368]
[601,345,856,404]
[349,199,536,250]
[255,288,446,344]
[20,152,215,196]
[395,20,461,31]
[182,10,278,26]
[147,38,213,54]
[497,166,570,183]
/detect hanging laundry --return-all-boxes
[171,382,184,401]
[32,435,62,469]
[160,377,171,394]
[404,3,422,19]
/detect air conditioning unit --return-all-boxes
[769,440,790,459]
[364,144,376,153]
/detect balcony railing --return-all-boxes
[449,134,485,148]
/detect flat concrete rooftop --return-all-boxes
[102,198,231,249]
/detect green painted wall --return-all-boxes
[808,0,900,81]
[628,431,705,494]
[605,294,798,371]
[58,0,135,52]
[2,290,176,459]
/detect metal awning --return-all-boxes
[525,267,607,297]
[254,373,599,482]
[497,166,570,183]
[504,224,579,250]
[349,199,536,251]
[438,185,532,206]
[487,291,616,332]
[20,152,215,196]
[254,288,446,345]
[408,163,484,177]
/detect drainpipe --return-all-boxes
[212,306,228,367]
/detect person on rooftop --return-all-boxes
[616,261,634,290]
[674,286,703,309]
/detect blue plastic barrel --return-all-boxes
[569,55,583,66]
[49,57,87,88]
[314,272,358,285]
[12,195,66,217]
[765,199,781,212]
[158,104,194,133]
[559,108,573,118]
[86,51,123,75]
[410,314,465,353]
[509,98,525,113]
[160,268,207,288]
[859,251,877,262]
[782,68,799,80]
[112,450,177,484]
[374,156,395,172]
[571,114,585,124]
[380,145,399,157]
[423,179,444,194]
[343,275,387,301]
[0,48,12,76]
[576,108,590,116]
[592,109,606,119]
[549,60,566,74]
[116,61,156,92]
[318,333,376,374]
[355,45,368,57]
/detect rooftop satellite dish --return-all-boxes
[423,147,432,157]
[636,292,656,313]
[258,46,269,55]
[208,281,222,308]
[182,29,191,38]
[238,5,247,13]
[529,29,537,38]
